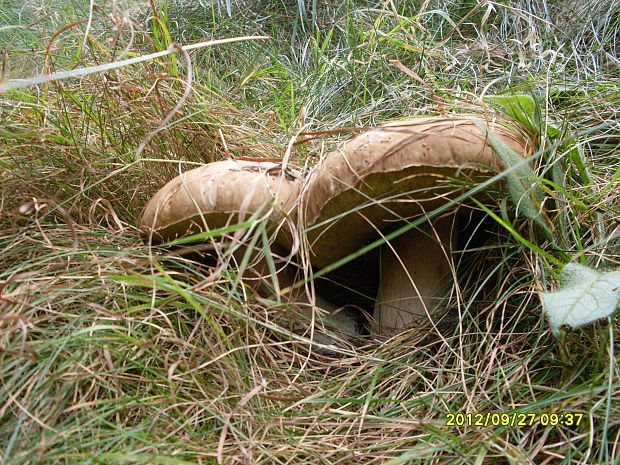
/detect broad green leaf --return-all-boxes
[485,94,541,134]
[485,93,590,183]
[471,119,550,234]
[541,263,620,335]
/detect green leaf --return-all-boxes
[470,119,550,235]
[560,137,590,184]
[485,93,590,184]
[540,263,620,335]
[484,94,542,135]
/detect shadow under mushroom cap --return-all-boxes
[302,116,533,269]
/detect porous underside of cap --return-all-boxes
[303,117,531,268]
[140,159,301,243]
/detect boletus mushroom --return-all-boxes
[140,159,361,344]
[140,159,299,247]
[302,116,533,335]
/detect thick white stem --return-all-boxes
[374,216,456,335]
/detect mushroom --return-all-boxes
[140,159,299,250]
[140,159,361,343]
[302,116,532,335]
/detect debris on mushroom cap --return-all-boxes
[302,116,533,268]
[140,159,301,243]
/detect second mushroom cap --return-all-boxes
[140,159,301,245]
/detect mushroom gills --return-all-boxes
[374,215,456,334]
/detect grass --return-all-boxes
[1,0,619,463]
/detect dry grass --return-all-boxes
[1,1,619,464]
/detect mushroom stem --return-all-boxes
[374,215,457,335]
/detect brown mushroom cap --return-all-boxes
[302,116,532,268]
[140,159,301,243]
